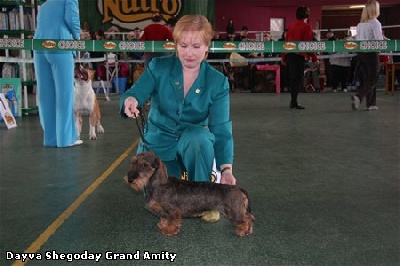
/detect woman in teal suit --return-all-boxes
[33,0,81,147]
[120,15,236,189]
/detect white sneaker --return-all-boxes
[351,95,360,110]
[366,106,379,111]
[332,89,338,93]
[67,140,83,147]
[343,89,348,93]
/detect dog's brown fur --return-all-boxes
[124,151,254,236]
[74,66,104,140]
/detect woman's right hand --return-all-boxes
[124,97,140,118]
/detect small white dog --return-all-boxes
[74,65,104,140]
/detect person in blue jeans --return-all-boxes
[33,0,81,147]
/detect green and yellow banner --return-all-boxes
[0,39,399,53]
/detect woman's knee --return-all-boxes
[163,160,182,179]
[177,126,214,154]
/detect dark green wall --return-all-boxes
[78,0,214,33]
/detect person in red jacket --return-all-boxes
[282,6,318,109]
[141,12,174,67]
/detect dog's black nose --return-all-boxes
[74,70,88,81]
[127,171,136,183]
[74,65,89,81]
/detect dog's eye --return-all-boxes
[141,163,151,169]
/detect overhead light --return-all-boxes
[349,5,365,9]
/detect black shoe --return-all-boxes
[290,104,305,110]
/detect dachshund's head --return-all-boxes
[124,151,163,191]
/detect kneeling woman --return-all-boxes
[120,15,236,203]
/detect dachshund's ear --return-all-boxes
[155,158,168,184]
[142,151,156,166]
[154,156,162,169]
[130,156,137,164]
[147,150,156,157]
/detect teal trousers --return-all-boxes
[139,125,215,182]
[34,51,77,147]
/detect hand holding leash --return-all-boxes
[124,97,140,118]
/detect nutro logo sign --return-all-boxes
[98,0,182,30]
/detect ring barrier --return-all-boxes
[1,39,399,112]
[1,39,399,65]
[0,39,399,53]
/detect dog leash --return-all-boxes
[133,107,150,199]
[134,107,149,150]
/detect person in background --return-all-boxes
[127,27,144,60]
[208,30,227,62]
[126,27,144,86]
[225,18,235,41]
[166,16,178,32]
[330,56,351,93]
[323,29,336,88]
[352,0,384,111]
[209,30,232,86]
[330,34,352,93]
[279,29,287,42]
[303,31,321,92]
[104,25,121,40]
[140,11,174,67]
[235,26,252,58]
[234,26,249,41]
[33,0,81,147]
[129,27,142,40]
[120,14,235,223]
[90,29,106,77]
[262,32,273,58]
[278,30,288,92]
[282,6,318,109]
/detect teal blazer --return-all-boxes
[34,0,80,40]
[120,55,233,167]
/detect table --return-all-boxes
[256,64,280,93]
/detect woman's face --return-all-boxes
[176,31,209,70]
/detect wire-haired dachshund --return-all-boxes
[124,151,254,236]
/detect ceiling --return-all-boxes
[221,0,399,10]
[322,3,397,11]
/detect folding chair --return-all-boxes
[303,62,319,93]
[93,53,119,101]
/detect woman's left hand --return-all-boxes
[220,171,236,185]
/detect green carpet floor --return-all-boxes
[1,91,399,265]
